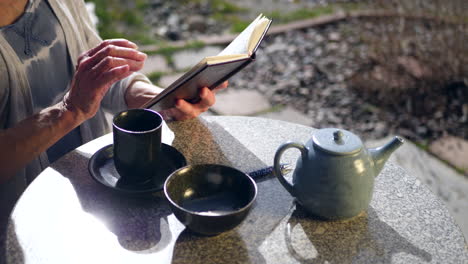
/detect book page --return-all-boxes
[206,54,249,64]
[247,17,271,53]
[217,14,263,56]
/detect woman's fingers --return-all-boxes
[174,99,197,119]
[77,40,146,73]
[80,46,146,72]
[212,81,229,92]
[99,64,132,88]
[177,88,214,113]
[197,87,215,109]
[90,39,138,56]
[91,56,144,76]
[94,45,146,63]
[167,88,215,120]
[78,39,138,64]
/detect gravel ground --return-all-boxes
[230,18,468,142]
[142,0,468,143]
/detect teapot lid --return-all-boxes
[312,128,363,155]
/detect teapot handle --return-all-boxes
[273,141,308,197]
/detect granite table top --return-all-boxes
[5,116,468,263]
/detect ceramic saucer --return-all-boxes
[88,143,187,196]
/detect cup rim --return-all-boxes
[164,164,258,217]
[113,109,163,134]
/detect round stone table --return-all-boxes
[4,116,468,263]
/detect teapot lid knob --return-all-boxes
[312,128,363,155]
[333,130,344,143]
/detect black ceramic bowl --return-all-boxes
[164,164,257,236]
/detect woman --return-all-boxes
[0,0,227,240]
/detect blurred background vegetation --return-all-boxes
[84,0,372,44]
[85,0,247,44]
[85,0,152,43]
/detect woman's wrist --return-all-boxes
[62,92,88,125]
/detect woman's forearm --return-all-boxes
[0,100,83,183]
[124,80,163,109]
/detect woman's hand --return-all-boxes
[125,81,229,121]
[160,81,229,121]
[65,39,146,121]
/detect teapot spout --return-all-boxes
[369,136,404,176]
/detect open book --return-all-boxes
[142,14,272,110]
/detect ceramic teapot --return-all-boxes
[273,128,404,220]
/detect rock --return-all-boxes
[167,14,180,28]
[328,32,341,41]
[416,126,428,135]
[429,136,468,173]
[266,42,288,53]
[165,30,181,41]
[149,0,163,8]
[313,33,325,43]
[313,47,323,57]
[325,42,340,52]
[298,87,309,95]
[187,15,207,32]
[156,25,168,37]
[461,104,468,122]
[368,65,415,90]
[339,42,349,54]
[396,56,432,79]
[373,122,387,137]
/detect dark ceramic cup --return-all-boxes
[113,109,163,184]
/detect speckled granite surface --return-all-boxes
[4,116,468,263]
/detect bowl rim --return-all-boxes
[163,164,258,217]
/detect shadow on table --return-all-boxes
[285,204,432,263]
[167,117,269,173]
[51,117,279,256]
[64,165,177,252]
[51,147,175,252]
[170,179,293,264]
[168,118,295,263]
